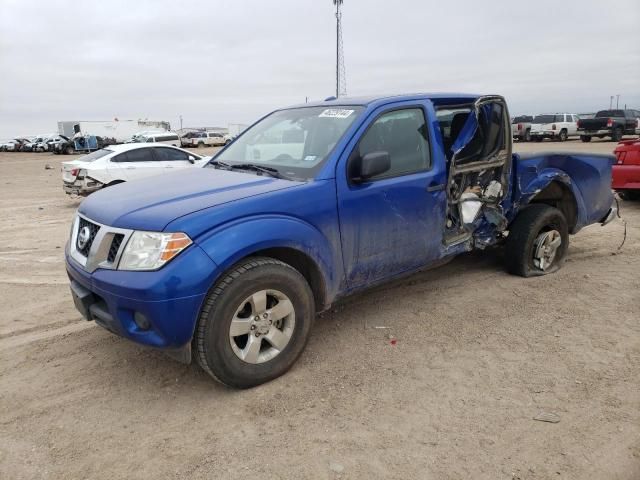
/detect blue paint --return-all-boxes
[67,93,615,352]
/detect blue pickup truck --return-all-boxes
[65,93,616,388]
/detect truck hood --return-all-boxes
[78,168,304,231]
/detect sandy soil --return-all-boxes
[0,139,638,479]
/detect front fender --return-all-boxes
[196,215,341,302]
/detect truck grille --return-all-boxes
[107,234,124,263]
[77,218,100,257]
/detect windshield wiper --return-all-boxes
[208,160,233,169]
[211,161,284,179]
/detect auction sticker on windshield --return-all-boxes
[319,109,354,119]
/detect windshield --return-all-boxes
[213,106,364,180]
[77,149,113,162]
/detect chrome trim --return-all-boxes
[69,213,134,273]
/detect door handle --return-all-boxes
[426,183,446,192]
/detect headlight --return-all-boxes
[119,231,192,271]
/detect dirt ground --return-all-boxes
[1,138,638,480]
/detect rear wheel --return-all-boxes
[558,129,568,142]
[611,127,623,142]
[198,142,205,148]
[505,204,569,277]
[524,130,531,142]
[194,257,315,388]
[580,135,592,142]
[534,137,543,142]
[65,145,74,154]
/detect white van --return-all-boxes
[141,132,180,147]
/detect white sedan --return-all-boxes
[61,143,209,196]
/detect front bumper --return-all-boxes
[65,241,218,351]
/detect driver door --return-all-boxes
[336,103,447,288]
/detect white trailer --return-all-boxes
[57,120,171,143]
[227,123,249,137]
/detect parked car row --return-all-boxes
[511,110,640,142]
[1,134,69,152]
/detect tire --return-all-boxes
[558,129,568,142]
[534,137,543,142]
[225,139,231,145]
[611,127,623,142]
[618,190,640,201]
[194,257,315,388]
[505,204,569,277]
[524,130,531,142]
[198,142,205,148]
[65,145,74,155]
[581,135,591,142]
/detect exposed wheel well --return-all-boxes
[528,181,577,232]
[249,247,327,312]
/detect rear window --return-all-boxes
[513,115,533,123]
[596,110,624,118]
[77,149,113,162]
[532,115,556,124]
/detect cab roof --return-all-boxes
[287,92,482,110]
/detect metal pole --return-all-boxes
[336,2,339,98]
[616,95,620,109]
[610,96,613,109]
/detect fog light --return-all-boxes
[134,312,150,330]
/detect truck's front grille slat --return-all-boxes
[108,234,124,263]
[77,218,100,257]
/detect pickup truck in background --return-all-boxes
[511,115,533,142]
[578,109,640,142]
[65,93,617,388]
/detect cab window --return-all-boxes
[353,108,431,181]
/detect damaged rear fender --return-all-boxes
[513,169,585,233]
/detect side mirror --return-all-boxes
[353,151,390,182]
[188,156,196,163]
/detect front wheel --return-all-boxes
[581,135,592,142]
[558,130,568,142]
[505,204,569,277]
[194,257,315,388]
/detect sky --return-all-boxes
[0,0,638,138]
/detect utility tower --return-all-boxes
[334,0,347,98]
